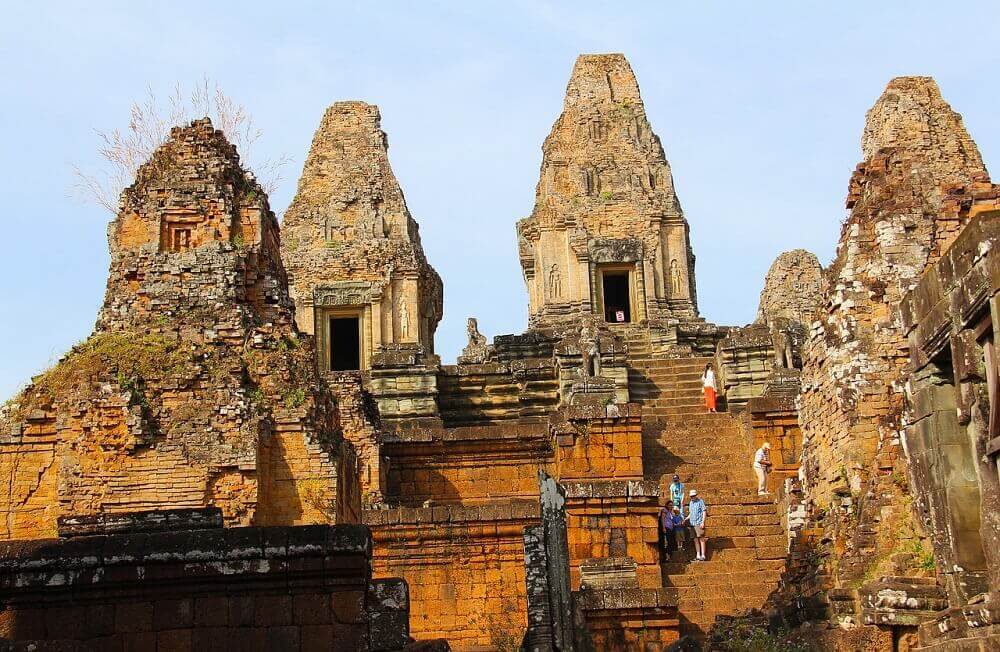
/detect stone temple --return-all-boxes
[0,54,999,651]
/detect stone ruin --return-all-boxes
[516,54,713,354]
[0,55,999,652]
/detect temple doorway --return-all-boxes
[601,269,631,323]
[329,316,361,371]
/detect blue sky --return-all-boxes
[1,1,998,401]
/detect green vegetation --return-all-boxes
[911,539,936,571]
[712,619,814,652]
[31,332,192,400]
[283,388,306,410]
[600,190,614,201]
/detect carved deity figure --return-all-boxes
[398,299,410,338]
[466,317,487,348]
[670,259,683,295]
[459,317,491,364]
[548,263,562,299]
[579,320,601,378]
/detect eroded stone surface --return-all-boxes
[756,249,824,326]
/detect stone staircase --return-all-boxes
[626,345,788,640]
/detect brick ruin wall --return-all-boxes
[362,405,664,648]
[795,77,1000,599]
[0,120,364,537]
[0,522,417,652]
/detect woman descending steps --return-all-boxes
[701,362,717,413]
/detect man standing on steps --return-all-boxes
[686,489,708,561]
[753,441,773,495]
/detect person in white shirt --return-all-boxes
[701,363,717,413]
[753,442,772,495]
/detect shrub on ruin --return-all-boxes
[73,78,290,214]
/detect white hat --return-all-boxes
[689,489,697,497]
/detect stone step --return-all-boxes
[629,357,714,366]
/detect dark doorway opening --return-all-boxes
[602,271,631,323]
[330,317,360,371]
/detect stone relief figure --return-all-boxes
[579,320,602,378]
[670,259,683,295]
[398,299,410,338]
[548,263,562,299]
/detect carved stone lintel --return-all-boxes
[314,281,376,307]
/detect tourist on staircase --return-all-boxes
[701,363,717,413]
[686,490,708,561]
[753,442,773,495]
[660,501,678,558]
[669,474,685,511]
[670,506,684,553]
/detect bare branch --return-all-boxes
[73,79,291,215]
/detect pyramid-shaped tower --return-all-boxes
[517,54,698,329]
[282,102,443,373]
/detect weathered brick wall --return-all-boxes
[797,77,1000,593]
[0,441,57,539]
[0,523,416,651]
[564,482,662,590]
[747,398,801,488]
[367,504,536,649]
[576,589,679,650]
[553,405,644,481]
[383,423,550,506]
[258,423,360,526]
[327,372,386,507]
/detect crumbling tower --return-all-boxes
[517,54,698,334]
[797,76,998,608]
[282,102,444,425]
[0,119,358,535]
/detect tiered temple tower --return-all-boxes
[281,102,443,374]
[517,54,699,333]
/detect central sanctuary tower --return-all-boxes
[517,54,699,332]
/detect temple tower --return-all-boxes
[282,102,443,373]
[517,54,698,330]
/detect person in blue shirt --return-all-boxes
[669,474,685,512]
[670,506,685,551]
[685,489,708,561]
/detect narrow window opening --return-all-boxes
[330,317,360,371]
[602,271,631,323]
